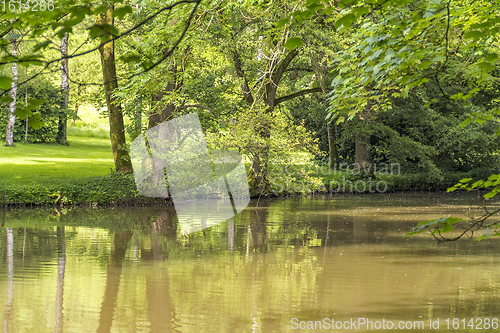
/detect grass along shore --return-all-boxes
[0,136,147,207]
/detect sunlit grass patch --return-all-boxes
[0,135,114,186]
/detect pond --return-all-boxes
[1,192,499,332]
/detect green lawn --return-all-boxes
[0,136,114,186]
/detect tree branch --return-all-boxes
[0,0,201,96]
[274,87,324,106]
[177,104,231,127]
[231,50,254,105]
[271,48,299,87]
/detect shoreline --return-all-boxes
[0,170,486,208]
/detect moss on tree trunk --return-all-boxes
[98,6,132,174]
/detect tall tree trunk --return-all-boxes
[24,77,28,142]
[327,121,339,170]
[5,39,17,147]
[98,6,132,174]
[355,131,371,168]
[58,32,69,145]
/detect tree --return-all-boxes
[0,0,201,172]
[5,30,17,146]
[284,0,500,238]
[97,3,133,174]
[58,32,69,145]
[198,0,333,193]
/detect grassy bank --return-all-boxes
[0,136,147,206]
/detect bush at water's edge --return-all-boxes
[0,170,489,207]
[0,172,170,207]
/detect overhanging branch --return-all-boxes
[274,87,324,106]
[177,104,231,128]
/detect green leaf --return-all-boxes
[33,41,51,52]
[276,18,289,28]
[93,5,107,15]
[89,25,105,39]
[335,14,356,29]
[385,48,396,60]
[484,191,498,199]
[331,75,342,87]
[25,99,45,110]
[352,6,370,17]
[0,76,13,90]
[470,22,491,30]
[439,222,454,233]
[56,27,72,39]
[368,48,383,60]
[463,30,485,40]
[14,108,33,119]
[419,61,432,69]
[339,66,350,74]
[18,56,44,68]
[120,55,142,63]
[28,113,43,130]
[0,96,13,104]
[460,117,472,127]
[112,6,133,20]
[305,0,321,6]
[485,53,499,62]
[487,174,499,181]
[284,37,303,51]
[471,180,484,188]
[140,61,154,71]
[402,85,410,98]
[477,62,495,71]
[406,217,463,237]
[88,24,119,39]
[322,7,333,15]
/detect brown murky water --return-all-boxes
[1,192,499,332]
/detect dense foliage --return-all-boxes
[0,77,65,143]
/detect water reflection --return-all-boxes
[0,193,499,332]
[55,227,65,333]
[97,231,132,333]
[3,228,13,333]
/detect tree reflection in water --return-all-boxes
[97,230,132,333]
[55,226,66,333]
